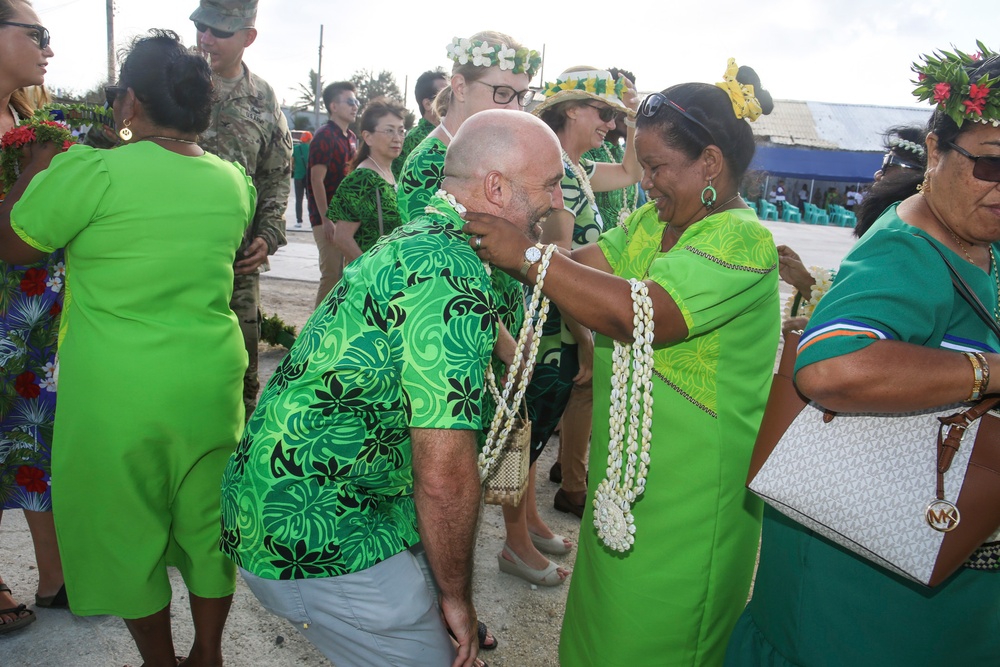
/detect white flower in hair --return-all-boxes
[497,44,516,71]
[449,37,472,64]
[471,41,495,67]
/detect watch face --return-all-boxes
[525,246,542,262]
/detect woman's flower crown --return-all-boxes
[446,37,542,78]
[888,137,926,158]
[912,41,1000,127]
[542,74,626,100]
[1,112,76,194]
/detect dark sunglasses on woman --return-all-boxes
[585,103,617,123]
[0,20,50,50]
[639,92,717,144]
[105,86,126,108]
[948,142,1000,182]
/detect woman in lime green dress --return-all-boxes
[0,31,253,665]
[464,62,779,665]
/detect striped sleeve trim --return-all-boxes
[941,335,998,354]
[797,319,893,353]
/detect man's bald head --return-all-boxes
[443,110,562,212]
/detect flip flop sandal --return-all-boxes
[478,620,498,651]
[0,604,36,634]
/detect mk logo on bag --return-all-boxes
[925,500,961,532]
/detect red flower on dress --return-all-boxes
[14,466,47,493]
[49,301,62,317]
[14,371,39,399]
[19,267,47,296]
[933,82,951,103]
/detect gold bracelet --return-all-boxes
[975,352,991,395]
[963,351,985,401]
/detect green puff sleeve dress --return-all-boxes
[559,204,780,666]
[9,142,255,618]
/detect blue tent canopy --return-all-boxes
[751,145,883,183]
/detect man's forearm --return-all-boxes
[310,169,329,220]
[410,428,481,603]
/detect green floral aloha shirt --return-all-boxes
[326,168,401,255]
[397,136,448,224]
[392,117,434,180]
[220,194,500,579]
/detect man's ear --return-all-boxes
[483,170,505,208]
[243,28,258,48]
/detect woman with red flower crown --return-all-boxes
[0,0,66,636]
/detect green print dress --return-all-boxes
[221,194,501,579]
[559,204,780,667]
[326,168,401,256]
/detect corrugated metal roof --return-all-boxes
[751,100,932,152]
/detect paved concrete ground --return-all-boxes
[0,198,860,666]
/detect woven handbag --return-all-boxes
[748,331,1000,586]
[483,398,531,506]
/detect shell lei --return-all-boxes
[781,266,834,321]
[562,150,599,219]
[593,279,655,552]
[479,243,558,480]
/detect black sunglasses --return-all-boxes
[474,81,532,107]
[105,85,126,108]
[0,20,50,50]
[639,92,717,144]
[881,153,921,172]
[194,21,244,39]
[584,103,617,123]
[948,142,1000,182]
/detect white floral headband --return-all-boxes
[888,137,926,158]
[446,37,542,78]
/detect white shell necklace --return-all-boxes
[480,243,558,479]
[562,150,598,219]
[593,278,655,551]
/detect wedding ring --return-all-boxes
[475,235,483,249]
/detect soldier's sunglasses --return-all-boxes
[194,22,246,39]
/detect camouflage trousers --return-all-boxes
[231,273,261,419]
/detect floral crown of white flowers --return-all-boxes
[888,137,926,158]
[912,40,1000,128]
[446,37,542,78]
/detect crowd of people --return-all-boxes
[2,0,1000,665]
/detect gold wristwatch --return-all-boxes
[520,244,544,277]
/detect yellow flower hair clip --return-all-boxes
[715,58,763,121]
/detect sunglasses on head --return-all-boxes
[584,103,617,123]
[881,153,921,172]
[948,142,1000,182]
[105,85,126,108]
[0,20,50,50]
[639,92,717,144]
[194,21,245,39]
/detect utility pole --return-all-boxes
[106,0,115,84]
[314,25,324,131]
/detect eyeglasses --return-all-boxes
[881,153,921,173]
[474,81,532,107]
[0,21,50,50]
[639,92,717,144]
[372,127,407,138]
[337,98,360,108]
[584,103,617,123]
[194,21,248,39]
[947,142,1000,182]
[105,85,126,108]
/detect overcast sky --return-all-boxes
[33,0,998,114]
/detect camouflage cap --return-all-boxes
[190,0,257,32]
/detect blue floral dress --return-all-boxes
[0,252,64,511]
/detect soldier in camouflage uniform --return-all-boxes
[191,0,292,416]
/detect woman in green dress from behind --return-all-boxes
[0,30,253,667]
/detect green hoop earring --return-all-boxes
[701,183,717,209]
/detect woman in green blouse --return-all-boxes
[328,97,405,263]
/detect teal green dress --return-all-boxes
[560,204,780,666]
[725,206,1000,667]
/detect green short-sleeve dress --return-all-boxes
[725,206,1000,666]
[326,167,401,255]
[559,203,780,666]
[10,143,254,618]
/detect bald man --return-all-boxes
[220,110,564,667]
